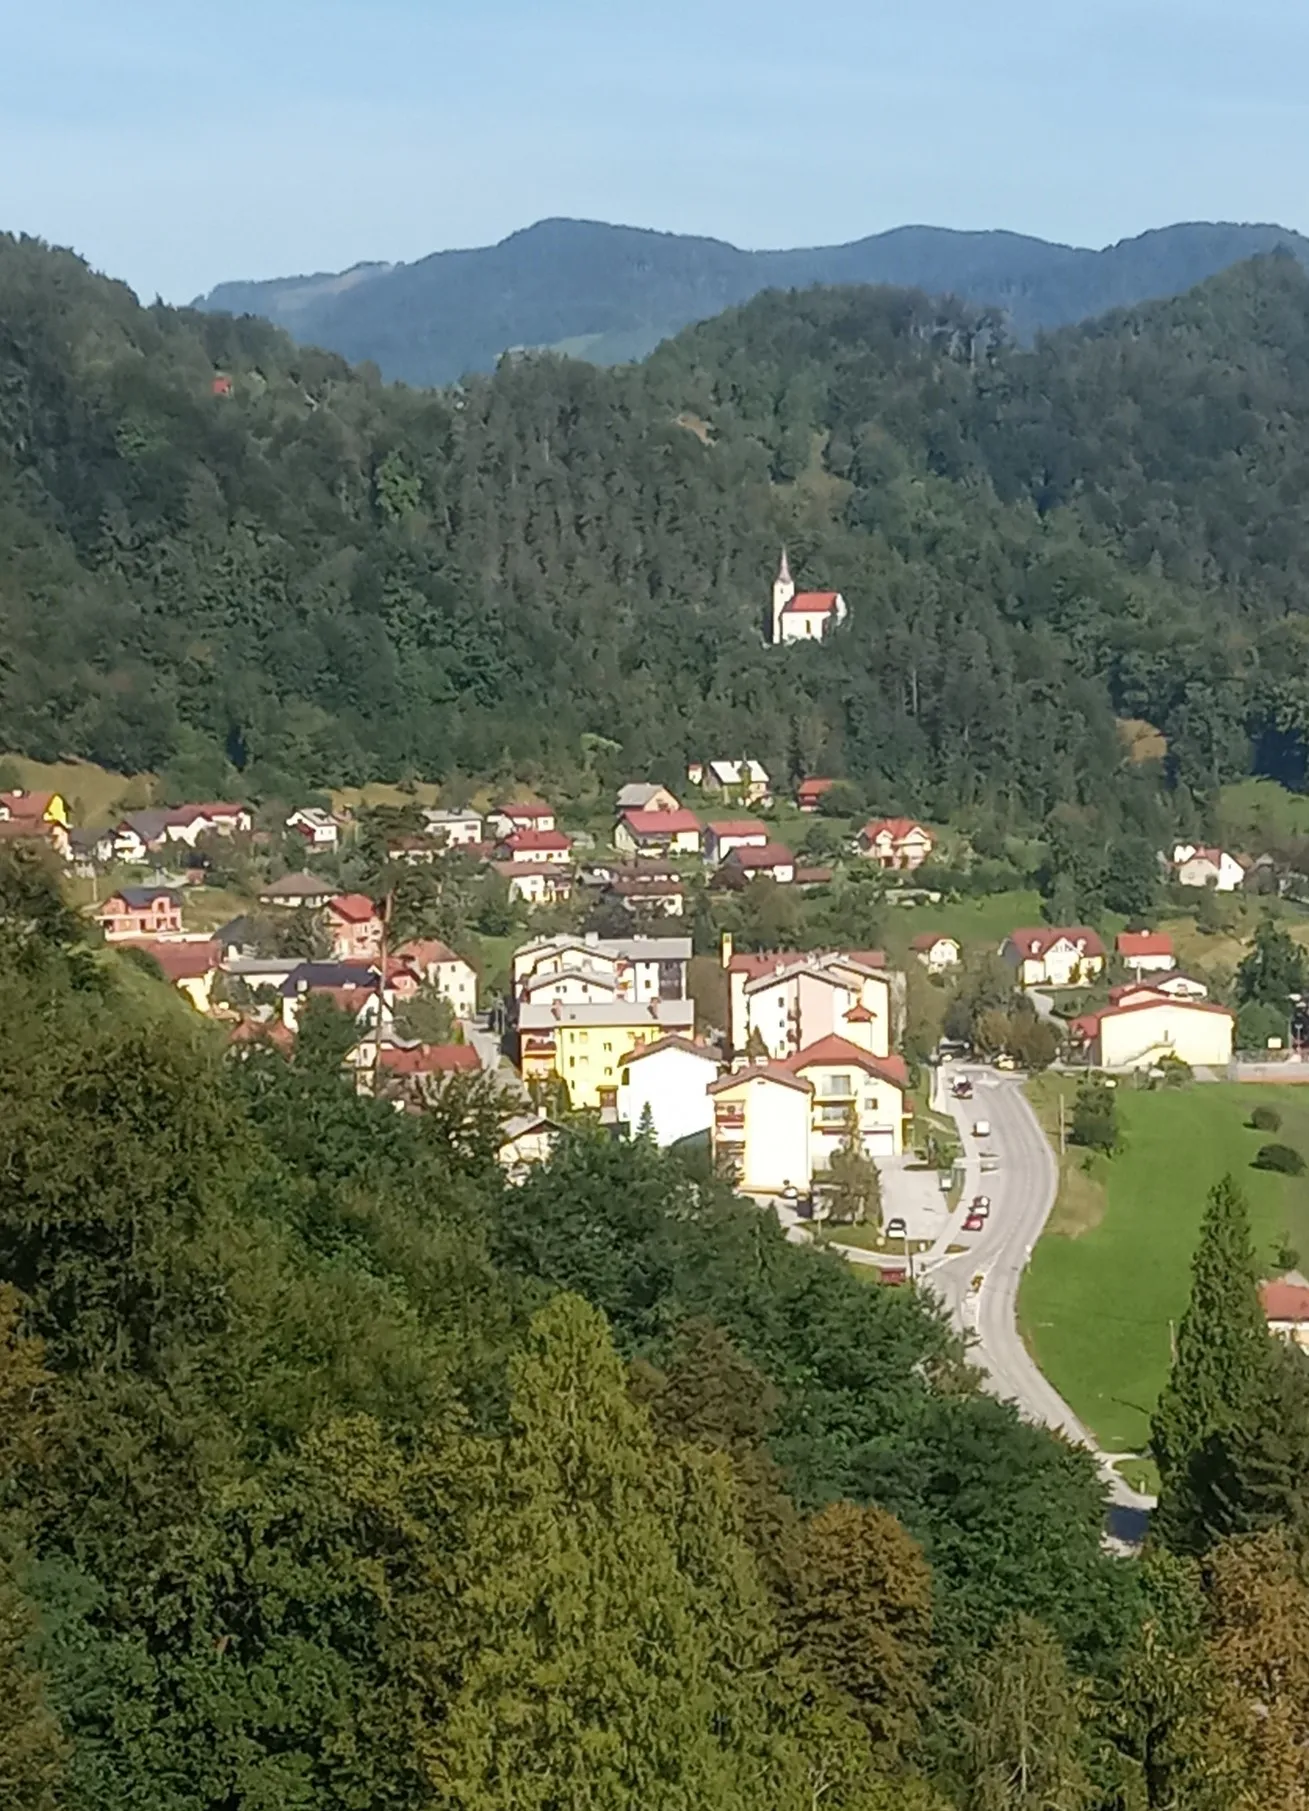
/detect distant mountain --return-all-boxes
[193,216,1309,385]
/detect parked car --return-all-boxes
[885,1216,907,1239]
[952,1078,974,1099]
[972,1119,991,1139]
[970,1195,991,1216]
[995,1053,1016,1071]
[963,1213,986,1232]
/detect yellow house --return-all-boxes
[0,789,69,828]
[708,1064,813,1196]
[1074,997,1235,1070]
[517,998,696,1110]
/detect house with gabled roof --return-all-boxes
[616,1035,720,1146]
[721,937,896,1060]
[703,819,767,865]
[326,894,384,962]
[97,885,184,941]
[1116,930,1175,975]
[709,1063,813,1195]
[770,549,848,645]
[858,818,934,871]
[616,782,680,815]
[785,1036,909,1158]
[1002,927,1106,990]
[614,808,702,857]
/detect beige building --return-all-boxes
[517,998,696,1111]
[725,943,896,1061]
[1002,927,1106,989]
[708,1065,813,1196]
[1071,996,1235,1070]
[786,1037,908,1159]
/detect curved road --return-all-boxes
[920,1065,1153,1521]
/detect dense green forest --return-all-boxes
[1,847,1307,1808]
[6,235,1309,828]
[193,215,1309,385]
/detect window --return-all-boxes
[603,1041,612,1053]
[863,1095,878,1113]
[821,1073,853,1098]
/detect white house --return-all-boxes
[491,862,571,907]
[499,828,573,865]
[1069,995,1235,1070]
[858,818,935,871]
[512,933,692,1004]
[520,965,623,1007]
[393,939,478,1018]
[1001,927,1106,989]
[1261,1275,1309,1353]
[1171,844,1246,892]
[616,783,680,815]
[770,549,848,645]
[498,1114,562,1182]
[686,760,771,806]
[162,804,253,845]
[727,946,895,1060]
[703,820,768,865]
[1116,930,1176,975]
[721,843,797,885]
[616,1036,719,1146]
[286,806,340,848]
[422,807,485,847]
[488,801,556,837]
[910,933,961,974]
[708,1064,813,1195]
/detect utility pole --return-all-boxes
[1058,1089,1066,1156]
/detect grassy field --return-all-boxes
[1217,777,1309,845]
[886,887,1043,955]
[0,755,149,826]
[1020,1078,1309,1451]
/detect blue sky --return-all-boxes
[4,0,1308,301]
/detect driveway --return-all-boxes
[877,1156,952,1243]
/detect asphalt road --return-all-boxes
[921,1065,1153,1522]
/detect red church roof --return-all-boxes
[782,590,840,615]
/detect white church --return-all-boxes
[770,549,848,644]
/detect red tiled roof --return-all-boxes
[782,590,840,614]
[505,828,572,851]
[727,841,794,869]
[227,1017,294,1051]
[499,800,553,818]
[379,1043,480,1076]
[796,778,834,799]
[708,1064,813,1096]
[785,1035,908,1087]
[1006,926,1107,959]
[620,1034,718,1066]
[793,866,833,886]
[910,931,957,951]
[1117,931,1174,958]
[1075,996,1234,1037]
[844,1003,874,1022]
[621,809,701,835]
[708,819,767,838]
[0,790,54,821]
[395,938,462,968]
[119,939,220,981]
[328,893,380,923]
[1262,1279,1309,1323]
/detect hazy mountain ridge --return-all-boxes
[193,215,1309,384]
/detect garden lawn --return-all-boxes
[1019,1082,1309,1452]
[888,887,1043,956]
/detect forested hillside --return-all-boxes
[6,233,1309,829]
[193,215,1309,384]
[3,848,1308,1809]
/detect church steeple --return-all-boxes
[771,546,796,644]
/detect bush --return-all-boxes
[1253,1143,1306,1175]
[1250,1104,1283,1133]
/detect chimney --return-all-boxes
[720,930,734,970]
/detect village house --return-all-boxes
[910,932,961,974]
[513,932,691,1005]
[66,827,114,873]
[488,801,556,838]
[1002,927,1106,990]
[279,962,390,1034]
[517,998,696,1111]
[163,804,252,846]
[685,760,771,806]
[613,808,702,858]
[222,953,307,995]
[1260,1274,1309,1352]
[708,1064,813,1195]
[1068,994,1235,1070]
[770,549,848,645]
[285,806,340,848]
[498,1113,562,1182]
[112,810,176,864]
[0,788,68,829]
[858,818,934,871]
[615,1035,720,1146]
[1116,930,1176,975]
[352,1042,482,1101]
[720,842,797,886]
[491,861,572,907]
[786,1037,909,1160]
[1171,844,1246,892]
[520,964,624,1007]
[386,838,441,866]
[796,778,835,813]
[124,939,223,1012]
[422,807,485,847]
[723,937,897,1061]
[1145,972,1209,1002]
[97,886,185,941]
[393,939,478,1019]
[499,827,573,866]
[703,819,768,865]
[326,894,384,962]
[258,872,338,911]
[616,782,680,815]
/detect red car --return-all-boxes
[963,1213,986,1232]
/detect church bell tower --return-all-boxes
[771,547,795,644]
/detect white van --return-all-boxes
[972,1119,991,1139]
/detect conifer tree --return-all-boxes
[1151,1176,1276,1554]
[954,1615,1093,1811]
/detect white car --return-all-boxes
[972,1119,991,1139]
[885,1217,907,1239]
